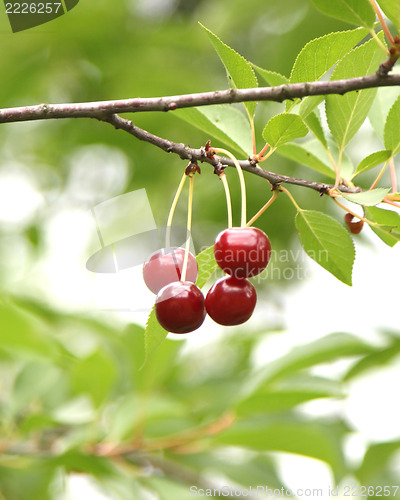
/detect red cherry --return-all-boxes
[214,227,271,278]
[344,213,364,234]
[155,281,206,333]
[143,247,198,294]
[205,276,257,326]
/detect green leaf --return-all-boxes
[175,105,253,157]
[357,440,400,484]
[341,187,390,206]
[0,462,55,500]
[106,394,143,441]
[290,28,369,83]
[366,206,400,226]
[364,206,400,246]
[246,332,373,387]
[344,333,400,380]
[71,349,116,407]
[11,361,62,414]
[144,309,168,366]
[384,95,400,157]
[277,139,356,180]
[352,150,392,177]
[236,375,344,416]
[214,416,346,478]
[200,23,258,117]
[299,96,325,118]
[326,34,386,150]
[263,113,308,148]
[51,450,115,477]
[145,477,194,500]
[276,142,335,178]
[326,35,391,150]
[303,111,327,147]
[295,210,355,285]
[310,0,376,27]
[206,455,285,491]
[195,245,218,288]
[376,0,400,29]
[368,74,400,141]
[251,64,289,86]
[300,138,355,180]
[0,303,59,358]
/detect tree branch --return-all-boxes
[0,68,394,194]
[0,71,399,123]
[103,113,360,194]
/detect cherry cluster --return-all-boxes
[142,226,271,334]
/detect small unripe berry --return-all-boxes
[344,213,364,234]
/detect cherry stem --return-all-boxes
[259,148,275,162]
[370,29,390,54]
[332,197,375,225]
[259,142,270,158]
[370,159,390,190]
[368,0,395,45]
[219,172,233,229]
[181,174,194,282]
[389,158,398,193]
[334,149,343,189]
[166,172,187,249]
[384,198,400,208]
[250,118,257,156]
[246,190,278,227]
[213,148,247,227]
[279,186,301,211]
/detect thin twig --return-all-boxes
[103,113,361,195]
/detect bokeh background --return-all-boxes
[0,1,400,499]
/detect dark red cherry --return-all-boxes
[214,227,271,278]
[143,247,198,294]
[205,276,257,326]
[344,213,364,234]
[155,281,206,333]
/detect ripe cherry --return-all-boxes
[214,227,271,278]
[155,281,206,333]
[344,213,364,234]
[205,275,257,326]
[143,247,198,294]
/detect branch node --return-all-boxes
[204,140,215,160]
[185,160,201,176]
[213,161,226,176]
[281,85,295,102]
[319,185,330,196]
[248,156,258,167]
[377,52,399,77]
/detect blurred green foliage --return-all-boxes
[1,0,400,498]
